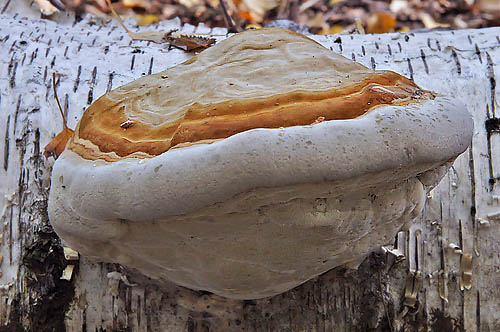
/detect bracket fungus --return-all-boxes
[48,28,473,299]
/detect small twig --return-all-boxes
[49,0,65,11]
[378,270,394,332]
[105,0,133,35]
[52,72,68,130]
[219,0,239,33]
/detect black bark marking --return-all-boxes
[148,57,154,75]
[87,66,97,105]
[427,38,432,49]
[137,295,141,327]
[451,49,461,75]
[351,53,356,61]
[476,291,480,331]
[45,47,50,57]
[0,0,12,14]
[361,45,366,56]
[64,94,69,122]
[458,219,463,253]
[468,147,476,236]
[8,41,16,53]
[485,118,500,134]
[371,57,376,70]
[33,128,40,170]
[374,42,379,50]
[106,72,114,93]
[9,60,17,88]
[486,52,496,118]
[420,49,429,74]
[35,33,44,43]
[397,42,402,53]
[82,308,87,332]
[387,44,392,56]
[64,45,68,57]
[475,44,482,64]
[497,36,500,44]
[50,55,56,68]
[20,53,26,66]
[485,116,497,191]
[43,65,47,83]
[73,65,81,92]
[131,54,136,70]
[13,95,21,134]
[3,115,10,171]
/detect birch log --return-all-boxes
[0,4,499,332]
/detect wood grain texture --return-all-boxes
[0,5,499,331]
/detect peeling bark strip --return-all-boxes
[0,9,500,332]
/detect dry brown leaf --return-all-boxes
[178,0,203,9]
[45,73,74,159]
[34,0,60,15]
[136,14,160,26]
[419,12,450,29]
[242,0,279,19]
[167,33,216,52]
[44,127,75,159]
[238,10,254,21]
[122,0,148,8]
[319,25,344,35]
[106,0,215,51]
[366,13,396,34]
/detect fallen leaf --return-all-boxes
[167,33,216,52]
[238,10,254,21]
[106,0,215,52]
[242,0,279,19]
[178,0,203,9]
[44,73,74,159]
[366,13,396,34]
[34,0,60,15]
[44,128,74,159]
[136,14,160,26]
[319,25,344,35]
[390,0,408,13]
[122,0,146,7]
[419,12,450,29]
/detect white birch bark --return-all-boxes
[0,2,499,331]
